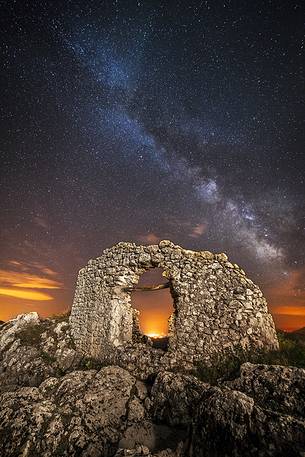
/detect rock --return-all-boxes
[151,368,305,456]
[0,312,304,456]
[0,312,40,351]
[113,343,165,380]
[151,371,209,426]
[0,314,82,392]
[226,362,305,419]
[114,446,180,457]
[0,367,140,456]
[191,387,305,456]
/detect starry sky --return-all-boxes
[1,0,305,332]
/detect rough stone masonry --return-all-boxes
[69,240,279,369]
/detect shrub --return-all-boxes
[17,324,44,346]
[194,331,305,384]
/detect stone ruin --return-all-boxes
[69,240,279,370]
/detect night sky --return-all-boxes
[1,0,305,332]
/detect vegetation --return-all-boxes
[49,311,71,322]
[80,357,109,371]
[194,331,305,384]
[41,351,56,364]
[17,324,45,346]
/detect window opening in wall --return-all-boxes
[130,268,174,349]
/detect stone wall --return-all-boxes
[69,240,279,369]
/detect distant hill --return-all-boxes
[292,327,305,335]
[282,327,305,343]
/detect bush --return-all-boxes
[194,331,305,384]
[49,311,71,322]
[17,324,45,346]
[80,357,108,371]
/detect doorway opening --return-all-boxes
[131,268,174,349]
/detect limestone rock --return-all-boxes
[0,313,82,392]
[115,446,181,456]
[113,343,165,380]
[150,368,305,456]
[225,362,305,419]
[151,371,209,426]
[0,367,140,456]
[0,316,305,457]
[191,387,305,456]
[0,312,40,351]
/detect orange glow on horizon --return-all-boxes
[0,262,64,321]
[264,268,305,332]
[135,306,171,336]
[272,306,305,316]
[131,268,174,336]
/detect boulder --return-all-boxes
[225,362,305,419]
[150,369,305,456]
[0,313,82,392]
[151,371,210,426]
[1,313,305,456]
[0,367,140,456]
[192,387,305,456]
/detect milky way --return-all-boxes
[1,1,304,330]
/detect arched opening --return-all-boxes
[131,267,174,348]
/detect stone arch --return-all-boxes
[70,240,279,368]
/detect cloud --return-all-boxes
[0,270,62,289]
[138,233,160,244]
[0,261,62,301]
[189,223,206,238]
[0,288,53,301]
[7,260,57,275]
[41,267,58,277]
[33,216,49,230]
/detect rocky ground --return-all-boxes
[0,313,305,456]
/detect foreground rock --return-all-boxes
[0,312,82,392]
[0,365,185,457]
[0,367,134,456]
[152,370,305,456]
[192,387,305,456]
[115,447,180,456]
[225,362,305,419]
[0,313,304,456]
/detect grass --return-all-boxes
[194,331,305,384]
[49,311,71,322]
